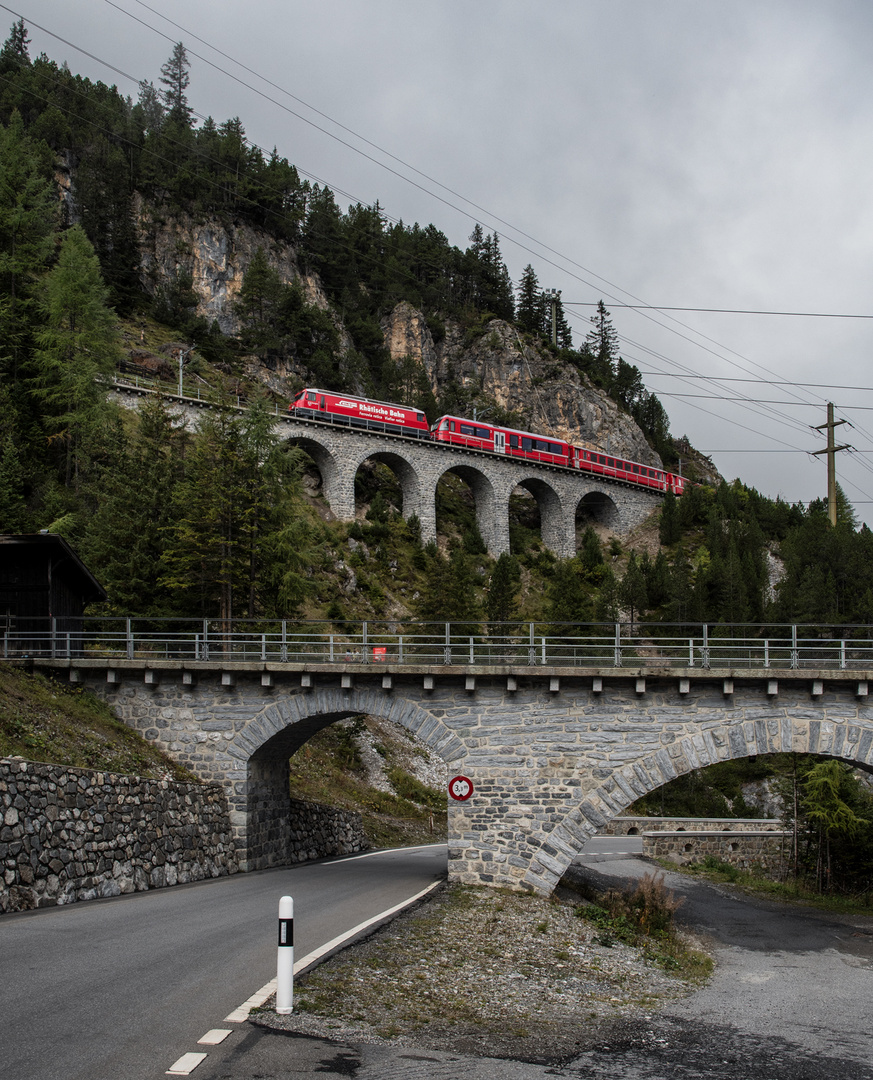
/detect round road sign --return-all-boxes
[448,775,474,801]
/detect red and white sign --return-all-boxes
[448,775,474,801]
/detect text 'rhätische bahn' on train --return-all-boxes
[289,388,687,496]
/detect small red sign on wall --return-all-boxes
[448,775,474,801]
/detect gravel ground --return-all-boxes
[254,875,708,1065]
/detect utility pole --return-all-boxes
[812,402,850,526]
[545,289,561,347]
[177,346,194,398]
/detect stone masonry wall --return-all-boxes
[645,829,789,875]
[0,757,369,914]
[287,797,368,863]
[0,757,238,913]
[602,815,784,836]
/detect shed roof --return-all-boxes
[0,533,108,604]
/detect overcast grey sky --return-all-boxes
[10,1,873,522]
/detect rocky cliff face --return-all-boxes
[382,301,661,466]
[132,210,663,465]
[133,197,330,334]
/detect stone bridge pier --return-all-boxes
[270,417,660,558]
[64,659,873,896]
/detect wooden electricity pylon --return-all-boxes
[811,402,850,526]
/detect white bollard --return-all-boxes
[276,895,294,1014]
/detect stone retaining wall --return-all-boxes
[0,757,367,914]
[645,829,789,874]
[287,797,368,863]
[603,816,784,836]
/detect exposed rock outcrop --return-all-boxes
[382,301,661,465]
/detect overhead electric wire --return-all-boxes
[12,2,873,507]
[569,303,873,319]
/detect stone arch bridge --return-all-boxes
[110,384,661,556]
[37,655,873,896]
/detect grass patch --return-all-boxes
[573,871,712,983]
[675,855,873,917]
[0,666,196,780]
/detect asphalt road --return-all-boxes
[194,856,873,1080]
[0,844,447,1080]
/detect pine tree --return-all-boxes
[31,226,122,492]
[619,552,649,631]
[159,42,192,125]
[234,247,284,358]
[79,396,188,615]
[659,489,680,545]
[584,300,620,384]
[0,19,29,72]
[0,111,57,376]
[516,264,542,335]
[486,552,521,625]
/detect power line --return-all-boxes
[570,303,873,319]
[637,372,873,391]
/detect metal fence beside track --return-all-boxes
[4,619,873,670]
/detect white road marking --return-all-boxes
[224,878,443,1022]
[166,1051,208,1075]
[197,1029,233,1045]
[324,842,445,865]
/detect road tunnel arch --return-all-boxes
[225,688,466,871]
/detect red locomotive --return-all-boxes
[289,388,687,495]
[289,388,430,437]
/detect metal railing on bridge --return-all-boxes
[4,618,873,670]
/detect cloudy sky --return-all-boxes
[10,1,873,522]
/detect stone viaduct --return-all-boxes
[110,384,661,557]
[38,656,873,896]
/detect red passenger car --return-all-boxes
[431,414,687,495]
[289,388,430,438]
[431,415,572,466]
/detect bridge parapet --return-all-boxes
[15,618,873,896]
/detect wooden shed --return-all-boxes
[0,533,107,654]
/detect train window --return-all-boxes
[449,421,455,432]
[522,438,532,451]
[607,458,614,467]
[416,414,424,423]
[460,423,475,436]
[475,426,491,439]
[509,435,519,448]
[306,392,316,402]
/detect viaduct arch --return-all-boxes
[63,658,873,895]
[110,387,660,557]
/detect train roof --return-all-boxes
[297,388,424,412]
[433,415,571,445]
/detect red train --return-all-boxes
[289,388,687,495]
